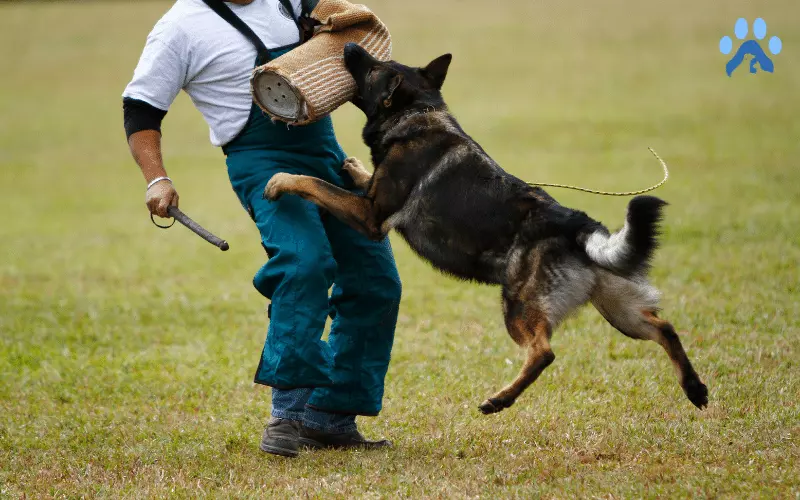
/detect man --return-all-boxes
[123,0,402,458]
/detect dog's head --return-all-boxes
[344,43,452,118]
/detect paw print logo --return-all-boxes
[720,18,782,77]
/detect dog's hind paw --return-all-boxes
[478,397,511,415]
[683,377,709,409]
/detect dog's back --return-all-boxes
[373,106,665,286]
[376,110,556,283]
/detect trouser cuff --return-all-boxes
[271,388,311,422]
[302,406,358,434]
[270,409,306,421]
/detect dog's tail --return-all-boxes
[580,195,667,276]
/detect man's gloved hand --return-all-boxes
[146,179,179,218]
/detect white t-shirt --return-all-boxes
[123,0,302,147]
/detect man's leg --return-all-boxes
[240,180,347,457]
[259,387,310,457]
[305,212,402,419]
[247,188,337,390]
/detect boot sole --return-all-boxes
[298,437,392,450]
[260,441,299,457]
[298,437,326,450]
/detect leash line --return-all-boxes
[528,147,669,196]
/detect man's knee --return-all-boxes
[370,273,403,306]
[377,269,402,305]
[254,246,336,298]
[293,252,337,286]
[355,262,402,310]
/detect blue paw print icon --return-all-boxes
[720,18,782,76]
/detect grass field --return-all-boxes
[1,0,799,497]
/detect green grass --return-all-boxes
[1,0,799,497]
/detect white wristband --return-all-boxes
[147,176,172,190]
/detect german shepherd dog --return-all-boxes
[264,43,709,414]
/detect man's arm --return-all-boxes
[122,25,188,219]
[124,98,179,218]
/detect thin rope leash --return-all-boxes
[528,147,669,196]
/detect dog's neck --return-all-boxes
[363,102,459,169]
[380,103,447,131]
[400,105,441,119]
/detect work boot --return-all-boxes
[299,425,392,450]
[260,417,301,457]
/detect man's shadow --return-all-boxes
[726,40,774,76]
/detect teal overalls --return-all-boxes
[223,45,401,417]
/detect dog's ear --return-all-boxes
[422,54,452,90]
[383,73,404,107]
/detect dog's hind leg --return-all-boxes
[478,295,554,415]
[478,244,593,415]
[591,271,708,409]
[644,311,708,408]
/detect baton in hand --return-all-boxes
[151,206,229,252]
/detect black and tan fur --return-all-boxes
[264,43,708,414]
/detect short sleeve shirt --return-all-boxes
[123,0,302,146]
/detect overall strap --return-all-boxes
[201,0,271,64]
[281,0,319,21]
[281,0,319,43]
[277,0,301,27]
[300,0,319,17]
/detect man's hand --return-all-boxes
[146,179,179,218]
[127,129,178,218]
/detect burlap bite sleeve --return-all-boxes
[250,0,391,125]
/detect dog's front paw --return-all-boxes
[343,156,369,175]
[478,397,511,415]
[342,156,372,188]
[263,173,297,201]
